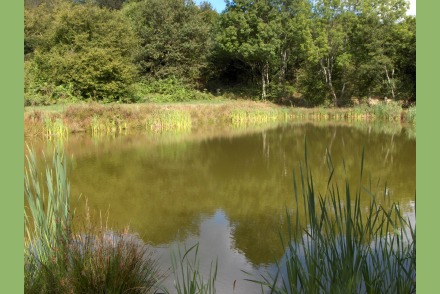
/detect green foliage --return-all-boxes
[123,0,214,84]
[25,1,138,103]
[133,78,214,103]
[23,0,416,105]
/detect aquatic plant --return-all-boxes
[24,148,161,293]
[405,106,416,124]
[248,146,416,293]
[43,117,68,139]
[166,243,218,294]
[146,109,192,132]
[371,102,402,121]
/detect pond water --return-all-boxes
[26,121,415,293]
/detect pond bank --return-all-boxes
[24,100,415,138]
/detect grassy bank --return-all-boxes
[24,100,415,138]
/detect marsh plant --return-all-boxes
[167,243,218,294]
[406,106,416,124]
[249,147,416,293]
[43,117,68,139]
[91,115,127,136]
[146,110,192,132]
[24,148,161,293]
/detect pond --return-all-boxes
[26,121,416,293]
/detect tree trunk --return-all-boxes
[261,67,266,100]
[261,62,269,100]
[384,66,396,100]
[320,58,338,107]
[280,50,288,98]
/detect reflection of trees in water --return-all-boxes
[26,122,415,266]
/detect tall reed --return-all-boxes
[166,243,218,294]
[24,147,72,292]
[405,106,416,124]
[146,110,192,132]
[43,117,69,139]
[24,148,161,293]
[249,145,416,293]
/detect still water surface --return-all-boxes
[27,122,415,293]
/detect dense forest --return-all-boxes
[24,0,416,106]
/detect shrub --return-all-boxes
[25,2,138,103]
[134,78,214,103]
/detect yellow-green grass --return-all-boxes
[25,101,414,138]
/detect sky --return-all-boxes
[408,0,416,16]
[195,0,416,15]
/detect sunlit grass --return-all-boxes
[43,117,69,139]
[146,109,192,132]
[25,101,415,138]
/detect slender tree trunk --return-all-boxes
[384,66,395,100]
[261,67,266,100]
[320,58,338,107]
[280,50,288,97]
[261,62,269,100]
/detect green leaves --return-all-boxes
[25,2,138,102]
[124,0,214,85]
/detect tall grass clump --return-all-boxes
[250,146,415,293]
[24,148,161,293]
[371,101,402,121]
[90,115,127,136]
[43,117,69,139]
[405,106,416,124]
[146,110,192,132]
[24,148,73,292]
[166,243,218,294]
[230,109,289,126]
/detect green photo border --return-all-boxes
[417,0,434,292]
[0,0,426,292]
[0,0,24,292]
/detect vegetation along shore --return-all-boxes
[25,100,416,138]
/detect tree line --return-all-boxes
[24,0,416,106]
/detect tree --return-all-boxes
[123,0,214,86]
[25,1,139,102]
[216,0,281,100]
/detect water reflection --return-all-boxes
[155,210,270,293]
[25,121,415,291]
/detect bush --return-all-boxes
[25,2,138,103]
[132,78,214,103]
